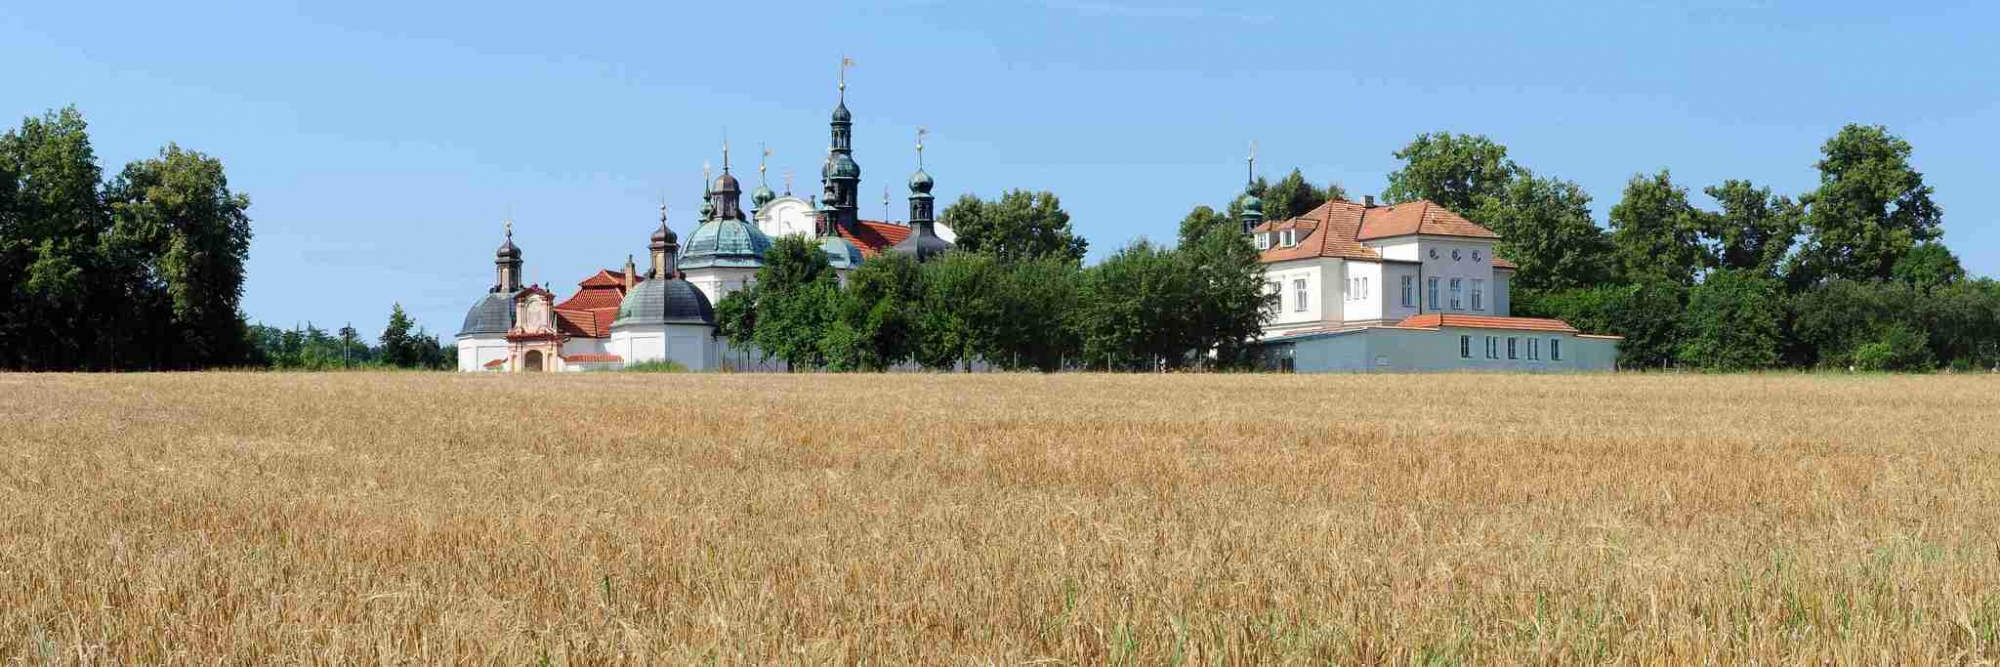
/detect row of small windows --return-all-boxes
[1268,274,1493,314]
[1459,335,1562,361]
[1256,229,1298,250]
[1403,276,1485,311]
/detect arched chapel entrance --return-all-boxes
[523,350,544,372]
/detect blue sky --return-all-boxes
[3,1,1994,338]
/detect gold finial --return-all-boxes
[759,143,770,177]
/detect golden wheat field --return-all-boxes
[3,371,1999,664]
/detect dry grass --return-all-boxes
[3,372,1999,664]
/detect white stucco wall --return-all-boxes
[683,267,758,306]
[611,323,720,370]
[755,196,815,238]
[1493,270,1514,317]
[1262,258,1330,332]
[1282,327,1619,373]
[1341,261,1384,322]
[455,335,510,372]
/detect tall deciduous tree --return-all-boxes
[1470,170,1617,292]
[0,107,108,369]
[1260,168,1346,222]
[1178,206,1273,369]
[1077,239,1197,371]
[915,251,1001,371]
[105,143,255,366]
[984,255,1081,371]
[1700,180,1800,278]
[827,252,925,371]
[1610,170,1707,287]
[938,190,1087,263]
[378,303,419,368]
[1382,132,1517,213]
[750,235,838,370]
[1790,124,1943,287]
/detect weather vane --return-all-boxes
[839,55,855,96]
[916,126,928,168]
[759,143,771,178]
[1247,140,1258,184]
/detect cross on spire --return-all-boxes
[721,135,731,172]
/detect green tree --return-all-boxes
[829,252,925,371]
[984,255,1082,371]
[714,284,760,367]
[1784,279,1922,368]
[1790,125,1943,288]
[379,303,420,368]
[1610,170,1707,287]
[1701,180,1799,278]
[0,107,108,369]
[1676,268,1783,371]
[750,235,838,370]
[104,143,255,367]
[914,251,1001,370]
[1470,170,1617,292]
[1260,168,1346,222]
[1523,279,1684,370]
[1382,132,1517,213]
[1177,206,1273,369]
[1890,241,1964,291]
[1076,239,1197,371]
[938,190,1087,263]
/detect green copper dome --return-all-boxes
[820,235,865,270]
[751,184,776,210]
[1239,192,1264,215]
[908,168,933,194]
[678,217,772,270]
[823,152,860,180]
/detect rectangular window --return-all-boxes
[1460,335,1471,359]
[1429,278,1440,310]
[1361,277,1368,300]
[1528,338,1539,360]
[1485,336,1498,359]
[1401,276,1414,308]
[1472,279,1485,311]
[1264,281,1280,312]
[1449,278,1464,310]
[1551,339,1562,361]
[1257,233,1269,250]
[1294,278,1307,312]
[1507,337,1518,360]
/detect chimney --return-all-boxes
[623,255,637,290]
[1364,195,1376,207]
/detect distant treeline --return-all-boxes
[5,105,1994,372]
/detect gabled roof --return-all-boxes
[553,268,635,339]
[483,358,506,369]
[839,220,914,257]
[1253,199,1517,268]
[1395,313,1579,333]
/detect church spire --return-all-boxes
[713,141,745,221]
[823,56,861,228]
[892,126,949,262]
[1239,140,1264,235]
[751,142,776,213]
[650,201,678,279]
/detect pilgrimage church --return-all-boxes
[455,69,955,372]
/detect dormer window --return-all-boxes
[1281,229,1296,246]
[1256,233,1270,250]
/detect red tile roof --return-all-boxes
[1254,199,1515,267]
[552,268,634,338]
[840,220,913,256]
[1395,313,1580,333]
[483,358,506,369]
[559,353,622,362]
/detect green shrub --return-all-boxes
[1850,325,1933,372]
[622,360,688,373]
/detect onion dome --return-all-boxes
[678,217,773,270]
[751,183,776,210]
[714,170,741,195]
[457,292,515,337]
[820,234,865,270]
[650,204,676,246]
[832,100,852,123]
[612,276,716,327]
[822,151,860,180]
[908,168,933,194]
[1239,191,1264,216]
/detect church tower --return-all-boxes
[712,143,747,222]
[822,57,862,229]
[650,202,678,279]
[495,218,523,292]
[891,127,952,261]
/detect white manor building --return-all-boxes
[1239,183,1620,372]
